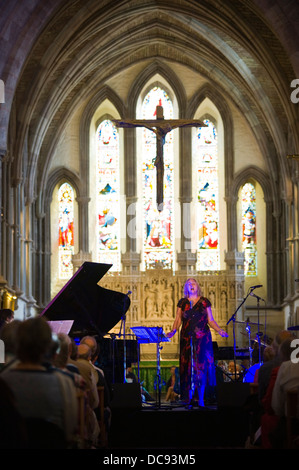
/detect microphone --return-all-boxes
[250,292,265,302]
[249,285,263,290]
[126,290,132,296]
[295,279,299,282]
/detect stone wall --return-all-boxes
[99,265,245,361]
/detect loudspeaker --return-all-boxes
[110,383,142,410]
[217,382,251,408]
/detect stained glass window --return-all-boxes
[58,182,74,279]
[97,119,121,271]
[241,182,257,276]
[195,119,220,271]
[142,87,174,270]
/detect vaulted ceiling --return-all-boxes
[1,0,299,202]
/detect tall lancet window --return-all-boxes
[241,182,257,276]
[96,119,121,271]
[58,182,74,279]
[142,86,174,270]
[195,119,220,271]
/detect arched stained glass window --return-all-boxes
[241,182,257,276]
[96,119,121,271]
[58,182,74,279]
[195,119,220,271]
[142,87,174,270]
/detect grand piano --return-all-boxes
[41,261,130,337]
[41,262,136,382]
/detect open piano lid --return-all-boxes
[41,262,130,337]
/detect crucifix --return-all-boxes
[113,105,207,211]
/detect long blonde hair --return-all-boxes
[183,278,201,297]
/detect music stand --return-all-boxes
[130,326,169,408]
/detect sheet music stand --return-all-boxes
[130,326,169,408]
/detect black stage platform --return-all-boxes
[108,383,252,449]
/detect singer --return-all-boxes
[167,278,228,407]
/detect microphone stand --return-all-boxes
[189,332,195,406]
[250,292,265,365]
[226,291,251,381]
[245,320,253,367]
[118,291,132,383]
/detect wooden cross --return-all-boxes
[113,105,207,211]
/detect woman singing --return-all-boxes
[167,278,228,407]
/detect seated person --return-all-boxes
[1,317,78,447]
[165,365,179,401]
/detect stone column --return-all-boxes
[177,127,197,273]
[224,250,245,342]
[0,151,7,289]
[72,195,92,271]
[225,195,238,252]
[122,126,141,272]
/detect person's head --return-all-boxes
[77,343,92,361]
[272,330,294,356]
[53,333,71,369]
[0,319,21,355]
[70,338,78,360]
[16,317,52,364]
[263,346,275,362]
[0,309,14,323]
[0,309,14,330]
[183,278,201,297]
[279,336,295,362]
[170,365,176,375]
[80,335,98,361]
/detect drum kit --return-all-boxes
[225,279,299,382]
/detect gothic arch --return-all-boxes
[127,60,186,117]
[45,167,81,206]
[232,166,272,203]
[231,165,281,304]
[187,83,234,196]
[38,166,80,305]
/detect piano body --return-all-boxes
[41,262,135,382]
[41,262,130,337]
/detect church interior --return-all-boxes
[0,0,299,451]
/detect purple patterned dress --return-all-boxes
[178,296,216,402]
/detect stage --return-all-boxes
[107,383,252,449]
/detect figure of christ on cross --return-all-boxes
[113,105,207,211]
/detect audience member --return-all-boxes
[80,335,112,431]
[260,336,295,448]
[52,333,86,389]
[70,337,79,360]
[0,309,14,332]
[258,330,294,402]
[271,338,299,418]
[69,342,100,446]
[80,335,104,385]
[0,319,21,371]
[0,316,78,447]
[0,377,27,448]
